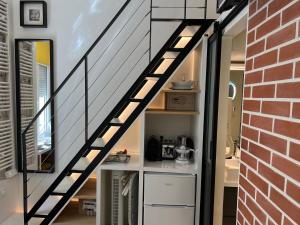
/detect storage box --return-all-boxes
[165,92,196,111]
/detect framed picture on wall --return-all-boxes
[20,1,47,28]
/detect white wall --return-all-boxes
[0,1,22,223]
[7,0,129,216]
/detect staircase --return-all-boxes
[21,1,213,224]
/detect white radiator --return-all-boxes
[111,171,124,225]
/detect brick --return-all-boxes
[240,163,247,177]
[282,0,300,24]
[237,211,244,225]
[254,50,278,69]
[247,40,265,58]
[290,142,300,162]
[239,187,246,202]
[260,132,287,154]
[258,162,285,190]
[239,175,256,198]
[264,63,293,82]
[241,138,249,150]
[268,0,294,16]
[279,40,300,62]
[243,113,250,125]
[242,126,259,141]
[246,196,267,224]
[246,58,253,71]
[277,82,300,98]
[256,14,280,39]
[270,188,300,224]
[296,61,300,77]
[238,199,254,224]
[284,217,294,225]
[248,8,267,30]
[274,119,300,140]
[252,84,275,98]
[249,1,257,17]
[267,23,296,49]
[247,170,269,195]
[256,192,282,224]
[244,86,251,98]
[286,181,300,204]
[272,154,300,182]
[243,100,260,112]
[245,71,263,84]
[292,102,300,119]
[250,115,273,131]
[257,0,271,9]
[262,101,290,117]
[241,150,257,170]
[247,30,255,45]
[268,219,276,225]
[249,142,271,163]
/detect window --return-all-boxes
[36,64,51,147]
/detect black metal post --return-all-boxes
[22,133,28,225]
[149,0,153,61]
[184,0,187,19]
[84,57,89,141]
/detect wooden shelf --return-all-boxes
[146,108,199,115]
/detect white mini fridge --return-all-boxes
[144,173,196,225]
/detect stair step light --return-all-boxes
[72,150,99,171]
[173,25,201,49]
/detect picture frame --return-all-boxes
[20,1,47,28]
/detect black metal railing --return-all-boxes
[21,0,211,224]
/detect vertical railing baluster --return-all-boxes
[22,133,28,225]
[84,57,89,141]
[184,0,187,19]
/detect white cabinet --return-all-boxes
[144,205,194,225]
[144,173,195,225]
[144,173,195,206]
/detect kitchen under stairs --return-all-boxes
[21,2,213,224]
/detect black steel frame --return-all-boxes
[23,19,213,224]
[15,39,55,173]
[200,1,248,224]
[200,23,222,225]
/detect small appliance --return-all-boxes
[175,136,194,164]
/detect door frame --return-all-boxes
[200,1,248,225]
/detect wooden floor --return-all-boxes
[53,201,96,225]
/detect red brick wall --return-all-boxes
[238,0,300,224]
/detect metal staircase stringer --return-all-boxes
[29,19,214,225]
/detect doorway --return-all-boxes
[200,3,248,225]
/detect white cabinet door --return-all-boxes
[144,173,195,206]
[144,205,195,225]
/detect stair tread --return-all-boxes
[36,196,62,215]
[54,177,75,194]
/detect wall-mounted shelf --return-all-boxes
[146,109,199,115]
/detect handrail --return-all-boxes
[21,0,131,135]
